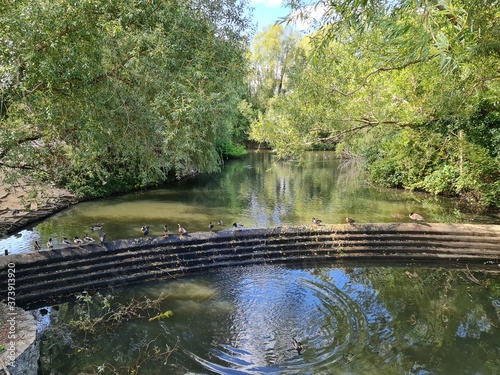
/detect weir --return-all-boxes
[1,223,499,308]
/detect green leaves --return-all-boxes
[1,0,251,197]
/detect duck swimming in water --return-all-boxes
[291,337,303,354]
[91,223,104,231]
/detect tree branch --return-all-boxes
[329,58,430,97]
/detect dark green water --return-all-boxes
[2,151,499,253]
[37,264,500,374]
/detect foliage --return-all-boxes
[39,292,179,374]
[248,0,500,208]
[0,0,251,198]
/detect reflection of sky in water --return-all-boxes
[204,266,393,374]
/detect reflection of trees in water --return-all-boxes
[345,267,500,373]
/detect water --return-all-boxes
[3,150,499,374]
[37,264,500,374]
[2,151,499,254]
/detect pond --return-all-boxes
[2,151,500,374]
[37,264,500,374]
[2,151,499,254]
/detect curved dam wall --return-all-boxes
[1,223,500,308]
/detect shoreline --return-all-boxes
[0,183,78,238]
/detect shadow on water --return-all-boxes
[2,151,498,254]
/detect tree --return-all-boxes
[0,0,251,197]
[247,24,302,112]
[250,0,500,206]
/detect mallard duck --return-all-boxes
[73,237,84,245]
[62,237,72,247]
[33,241,41,251]
[141,225,150,236]
[47,238,54,250]
[99,233,106,244]
[163,225,170,238]
[91,223,104,231]
[83,234,95,244]
[346,217,355,225]
[233,222,243,231]
[209,222,214,230]
[291,337,303,354]
[217,220,223,226]
[178,224,187,238]
[409,212,425,222]
[312,217,322,225]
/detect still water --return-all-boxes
[38,264,500,374]
[2,151,499,254]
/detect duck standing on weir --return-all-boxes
[178,224,187,238]
[409,212,425,222]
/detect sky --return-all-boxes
[249,0,290,31]
[248,0,325,33]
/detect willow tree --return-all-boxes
[247,24,302,112]
[251,0,500,206]
[0,0,251,197]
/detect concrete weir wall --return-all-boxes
[1,223,500,308]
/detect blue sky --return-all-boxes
[249,0,290,31]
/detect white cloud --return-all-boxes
[289,2,327,31]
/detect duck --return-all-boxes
[33,241,41,251]
[4,249,8,256]
[291,337,303,354]
[312,217,322,225]
[217,220,223,226]
[62,237,72,247]
[409,212,425,222]
[233,222,243,231]
[163,225,170,238]
[91,223,104,231]
[141,225,150,236]
[209,222,214,230]
[346,217,355,225]
[83,234,95,244]
[47,238,54,250]
[178,224,187,238]
[99,233,106,244]
[73,237,84,245]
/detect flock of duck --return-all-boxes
[22,220,248,253]
[7,212,425,255]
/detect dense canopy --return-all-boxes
[1,0,251,197]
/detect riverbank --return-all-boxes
[0,181,77,238]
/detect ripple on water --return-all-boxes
[182,266,374,374]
